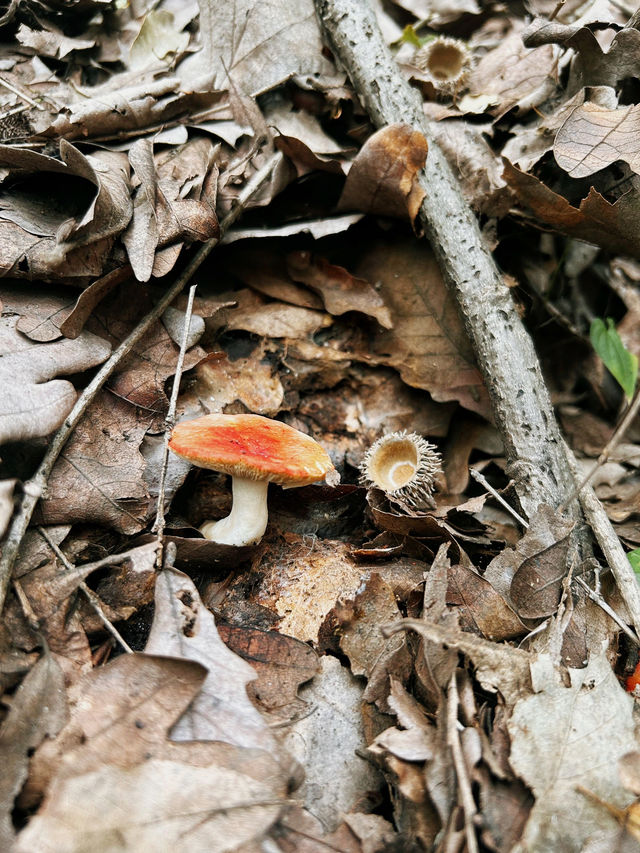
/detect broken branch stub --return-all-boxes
[314,0,579,523]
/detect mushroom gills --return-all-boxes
[200,477,269,546]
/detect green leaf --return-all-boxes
[629,548,640,578]
[590,317,638,400]
[399,25,422,48]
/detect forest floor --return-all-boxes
[1,1,640,851]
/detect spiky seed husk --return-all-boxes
[413,36,471,94]
[359,431,442,509]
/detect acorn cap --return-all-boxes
[168,413,335,486]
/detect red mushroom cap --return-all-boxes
[169,413,335,486]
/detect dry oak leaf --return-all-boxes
[0,652,66,850]
[503,158,640,259]
[145,567,280,755]
[466,28,558,118]
[523,18,640,92]
[554,102,640,178]
[188,0,339,96]
[338,123,428,222]
[355,237,490,418]
[16,654,288,853]
[286,250,393,328]
[0,314,111,444]
[509,652,638,852]
[35,392,149,534]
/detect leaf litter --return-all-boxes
[2,1,640,851]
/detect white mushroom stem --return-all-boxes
[200,477,270,547]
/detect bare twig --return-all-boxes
[0,74,45,110]
[37,527,134,654]
[574,576,640,646]
[314,0,580,524]
[564,445,640,635]
[469,468,529,528]
[559,388,640,513]
[153,284,198,568]
[446,672,479,853]
[0,152,283,614]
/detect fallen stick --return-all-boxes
[314,0,640,635]
[314,0,577,523]
[0,153,283,614]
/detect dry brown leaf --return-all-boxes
[503,158,640,259]
[221,287,332,339]
[509,530,573,620]
[282,655,383,831]
[35,392,150,534]
[188,0,339,96]
[195,352,285,416]
[554,102,640,179]
[466,29,558,118]
[17,654,288,853]
[145,567,279,753]
[0,652,67,850]
[217,623,320,724]
[447,563,526,641]
[523,17,640,91]
[509,652,637,851]
[338,123,428,222]
[0,314,111,445]
[286,250,393,328]
[355,237,490,418]
[338,573,412,710]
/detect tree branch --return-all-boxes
[314,0,578,523]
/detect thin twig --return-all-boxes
[37,526,134,654]
[559,388,640,514]
[0,152,283,614]
[446,671,479,853]
[469,468,529,528]
[153,284,198,568]
[574,576,640,646]
[0,74,45,110]
[564,444,640,636]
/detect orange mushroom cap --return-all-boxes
[168,413,335,486]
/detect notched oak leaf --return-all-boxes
[16,654,288,853]
[286,250,393,328]
[338,123,428,221]
[0,315,111,445]
[554,102,640,178]
[503,158,640,259]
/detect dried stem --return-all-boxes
[446,672,479,853]
[37,527,133,654]
[153,284,198,568]
[0,152,283,614]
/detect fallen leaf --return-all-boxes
[17,654,288,853]
[0,652,67,850]
[509,652,637,851]
[554,102,640,179]
[447,563,526,640]
[145,567,279,753]
[0,314,111,445]
[510,530,573,619]
[355,237,490,418]
[189,0,339,96]
[35,393,150,534]
[466,28,558,118]
[338,123,428,221]
[129,9,189,71]
[195,351,285,416]
[283,655,383,831]
[218,623,320,724]
[503,158,640,259]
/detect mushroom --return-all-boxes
[359,431,442,509]
[168,413,337,546]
